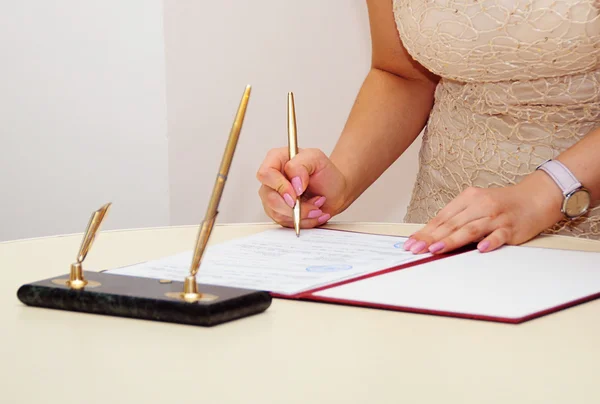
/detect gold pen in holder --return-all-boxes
[181,85,251,302]
[287,92,301,237]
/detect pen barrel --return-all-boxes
[205,86,251,217]
[188,85,251,276]
[76,203,111,263]
[287,92,298,159]
[287,92,301,236]
[190,212,218,276]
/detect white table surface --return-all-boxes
[3,222,600,404]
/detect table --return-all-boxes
[3,222,600,403]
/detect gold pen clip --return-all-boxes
[52,202,112,289]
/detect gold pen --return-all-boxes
[287,92,301,237]
[56,202,112,290]
[181,85,251,302]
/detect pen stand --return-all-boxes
[17,271,272,327]
[16,201,272,327]
[17,86,269,327]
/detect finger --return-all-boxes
[276,196,331,228]
[425,217,495,254]
[477,227,511,253]
[405,207,471,253]
[282,195,326,221]
[260,186,328,222]
[421,206,489,251]
[409,188,487,246]
[299,196,330,224]
[278,213,331,229]
[259,185,293,217]
[406,192,495,254]
[406,201,468,251]
[305,195,326,209]
[266,208,292,228]
[256,148,297,206]
[284,148,330,196]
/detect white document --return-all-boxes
[314,245,600,320]
[107,228,432,295]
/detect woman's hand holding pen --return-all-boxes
[256,147,347,229]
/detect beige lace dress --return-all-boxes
[393,0,600,239]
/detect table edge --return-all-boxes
[3,221,600,252]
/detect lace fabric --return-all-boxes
[393,0,600,239]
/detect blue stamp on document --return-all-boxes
[393,242,403,248]
[305,264,353,272]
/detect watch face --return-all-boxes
[564,189,591,218]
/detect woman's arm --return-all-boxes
[406,126,600,255]
[255,0,438,228]
[329,0,439,214]
[523,125,600,227]
[551,126,600,203]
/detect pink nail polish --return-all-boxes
[308,209,323,219]
[410,241,426,254]
[283,193,295,208]
[314,196,326,208]
[429,242,445,253]
[403,238,416,250]
[291,177,303,195]
[478,240,490,252]
[317,213,330,224]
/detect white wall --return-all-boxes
[0,1,170,241]
[1,1,421,242]
[164,0,421,227]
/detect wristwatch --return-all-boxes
[536,159,591,219]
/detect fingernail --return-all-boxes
[410,241,427,254]
[314,196,326,208]
[403,238,416,250]
[292,177,303,195]
[318,213,331,224]
[428,242,445,253]
[478,240,490,252]
[283,193,295,208]
[308,209,323,219]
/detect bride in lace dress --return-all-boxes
[256,0,600,254]
[395,0,600,239]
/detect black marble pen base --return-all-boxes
[17,271,272,327]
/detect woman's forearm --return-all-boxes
[517,126,600,225]
[555,126,600,202]
[329,67,437,213]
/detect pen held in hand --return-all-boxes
[287,92,301,237]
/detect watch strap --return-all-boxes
[536,159,581,195]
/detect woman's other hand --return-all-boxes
[405,171,564,254]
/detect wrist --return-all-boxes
[519,170,565,225]
[535,158,593,221]
[328,168,353,217]
[327,154,355,216]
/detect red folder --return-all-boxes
[270,238,600,324]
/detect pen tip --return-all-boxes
[293,203,301,237]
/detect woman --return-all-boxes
[256,0,600,255]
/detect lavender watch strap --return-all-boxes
[536,159,581,195]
